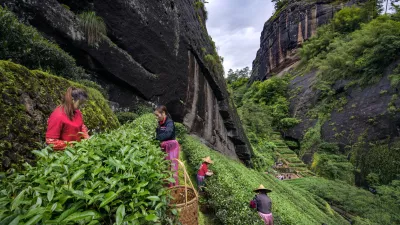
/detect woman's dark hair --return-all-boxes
[61,87,88,120]
[155,105,170,117]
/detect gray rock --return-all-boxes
[250,0,363,82]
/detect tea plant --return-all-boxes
[0,114,176,224]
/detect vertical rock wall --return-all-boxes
[250,0,361,82]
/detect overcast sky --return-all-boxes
[206,0,275,73]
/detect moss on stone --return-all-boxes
[0,60,119,170]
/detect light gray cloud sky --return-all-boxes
[205,0,275,73]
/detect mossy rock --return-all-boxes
[0,60,119,170]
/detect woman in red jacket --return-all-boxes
[46,87,89,150]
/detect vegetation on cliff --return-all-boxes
[297,5,400,185]
[0,6,86,80]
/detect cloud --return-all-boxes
[205,0,275,73]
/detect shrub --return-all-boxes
[135,104,154,116]
[78,11,107,46]
[78,79,109,99]
[0,114,176,224]
[331,7,369,34]
[279,117,301,129]
[194,1,204,9]
[116,111,138,125]
[318,142,340,154]
[0,7,86,79]
[180,135,348,225]
[284,140,299,149]
[316,16,400,85]
[311,153,355,184]
[204,53,224,75]
[389,64,400,87]
[238,102,273,143]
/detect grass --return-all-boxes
[78,11,107,46]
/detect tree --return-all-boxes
[226,66,250,84]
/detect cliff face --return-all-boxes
[251,0,359,82]
[1,0,252,163]
[287,62,400,160]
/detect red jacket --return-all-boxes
[198,163,208,176]
[46,107,89,150]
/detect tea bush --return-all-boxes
[180,135,348,225]
[0,7,86,80]
[289,177,400,224]
[0,114,176,224]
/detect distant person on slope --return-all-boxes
[46,87,89,150]
[197,156,214,192]
[154,105,180,187]
[250,184,273,225]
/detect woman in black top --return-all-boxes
[154,105,179,187]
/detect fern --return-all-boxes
[78,11,107,46]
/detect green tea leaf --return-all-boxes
[116,204,125,225]
[62,210,100,222]
[71,190,90,200]
[87,220,100,225]
[56,202,84,222]
[24,214,42,225]
[23,207,46,220]
[147,196,160,202]
[69,169,85,184]
[32,150,46,158]
[47,188,54,202]
[99,191,118,208]
[145,214,158,222]
[8,215,20,225]
[11,190,25,211]
[0,215,18,225]
[51,203,58,212]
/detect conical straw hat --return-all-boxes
[254,184,272,193]
[202,156,213,164]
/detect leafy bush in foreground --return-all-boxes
[0,114,174,224]
[181,135,348,225]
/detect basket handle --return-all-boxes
[173,159,198,205]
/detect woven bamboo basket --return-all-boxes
[168,159,199,225]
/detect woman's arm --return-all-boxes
[46,110,67,150]
[81,124,90,139]
[46,138,68,150]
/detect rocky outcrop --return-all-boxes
[287,61,400,151]
[250,0,361,82]
[1,0,253,163]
